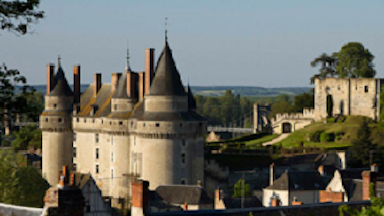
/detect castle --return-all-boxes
[40,39,207,206]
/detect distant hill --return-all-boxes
[31,85,311,97]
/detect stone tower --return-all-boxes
[40,60,74,185]
[129,40,206,189]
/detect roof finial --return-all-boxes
[58,55,61,68]
[125,39,130,71]
[165,17,168,42]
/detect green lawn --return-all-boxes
[275,116,384,149]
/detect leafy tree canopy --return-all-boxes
[310,42,375,84]
[0,0,44,35]
[11,125,42,150]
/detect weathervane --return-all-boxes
[165,17,168,41]
[58,55,61,68]
[126,39,130,71]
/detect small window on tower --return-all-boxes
[181,153,186,164]
[73,147,77,158]
[365,86,369,93]
[181,179,186,185]
[95,134,99,143]
[73,133,77,142]
[53,104,57,109]
[95,164,99,174]
[58,118,62,123]
[45,118,48,122]
[76,118,79,123]
[73,163,77,171]
[111,169,114,179]
[114,104,117,111]
[156,123,160,127]
[95,148,99,159]
[111,152,114,162]
[119,121,123,126]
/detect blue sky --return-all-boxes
[1,0,383,87]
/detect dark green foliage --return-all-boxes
[11,125,42,150]
[327,117,335,123]
[349,119,376,167]
[310,130,324,142]
[233,179,251,198]
[292,92,314,112]
[336,42,375,78]
[327,94,333,117]
[335,131,345,141]
[0,152,49,207]
[338,116,347,123]
[320,132,334,142]
[310,53,337,84]
[0,0,44,35]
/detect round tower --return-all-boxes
[40,60,74,186]
[129,41,207,189]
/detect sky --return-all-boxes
[0,0,383,87]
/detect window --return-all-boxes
[181,179,186,185]
[182,139,187,147]
[95,164,99,174]
[111,152,114,162]
[114,104,117,111]
[76,118,79,123]
[326,86,330,91]
[93,119,95,123]
[95,148,99,159]
[45,118,48,122]
[143,123,146,127]
[73,163,77,171]
[156,123,160,127]
[73,147,77,158]
[365,86,369,93]
[111,169,114,179]
[119,121,123,126]
[180,123,183,127]
[84,118,86,123]
[181,153,186,164]
[53,104,57,109]
[58,118,62,123]
[338,86,340,90]
[95,134,99,143]
[73,133,77,142]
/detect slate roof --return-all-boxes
[222,197,263,209]
[155,185,211,205]
[75,84,114,117]
[149,41,186,96]
[265,171,327,191]
[49,67,74,97]
[186,85,197,110]
[112,71,130,99]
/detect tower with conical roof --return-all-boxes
[40,58,75,186]
[129,40,206,189]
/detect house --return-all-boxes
[263,170,327,207]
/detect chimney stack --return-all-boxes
[46,63,55,95]
[270,163,275,186]
[73,65,81,103]
[318,165,325,176]
[145,48,155,95]
[94,73,102,97]
[111,73,121,92]
[131,180,149,216]
[138,72,145,101]
[362,170,377,200]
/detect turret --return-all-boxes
[40,57,75,186]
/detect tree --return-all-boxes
[0,0,44,35]
[269,101,294,119]
[11,125,42,150]
[0,151,49,207]
[349,119,376,167]
[292,92,314,112]
[336,42,375,78]
[310,53,337,84]
[233,179,251,198]
[0,64,36,126]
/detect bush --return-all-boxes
[310,130,324,142]
[327,117,335,123]
[338,116,347,123]
[335,131,345,140]
[320,132,335,142]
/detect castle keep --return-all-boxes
[40,40,207,205]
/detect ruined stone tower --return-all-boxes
[40,60,74,186]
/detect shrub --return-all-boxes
[338,116,347,123]
[335,131,345,140]
[320,132,335,142]
[327,117,335,123]
[310,130,324,142]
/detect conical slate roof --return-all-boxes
[149,41,186,96]
[49,66,74,97]
[112,72,129,99]
[186,85,196,110]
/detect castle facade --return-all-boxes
[40,40,207,205]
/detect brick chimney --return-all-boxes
[144,48,154,95]
[94,73,102,97]
[270,163,275,186]
[183,202,188,211]
[111,73,121,92]
[362,170,377,200]
[138,72,145,101]
[46,63,55,95]
[271,197,280,207]
[73,65,81,103]
[131,180,149,216]
[318,165,324,176]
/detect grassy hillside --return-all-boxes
[276,116,384,149]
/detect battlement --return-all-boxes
[272,108,315,124]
